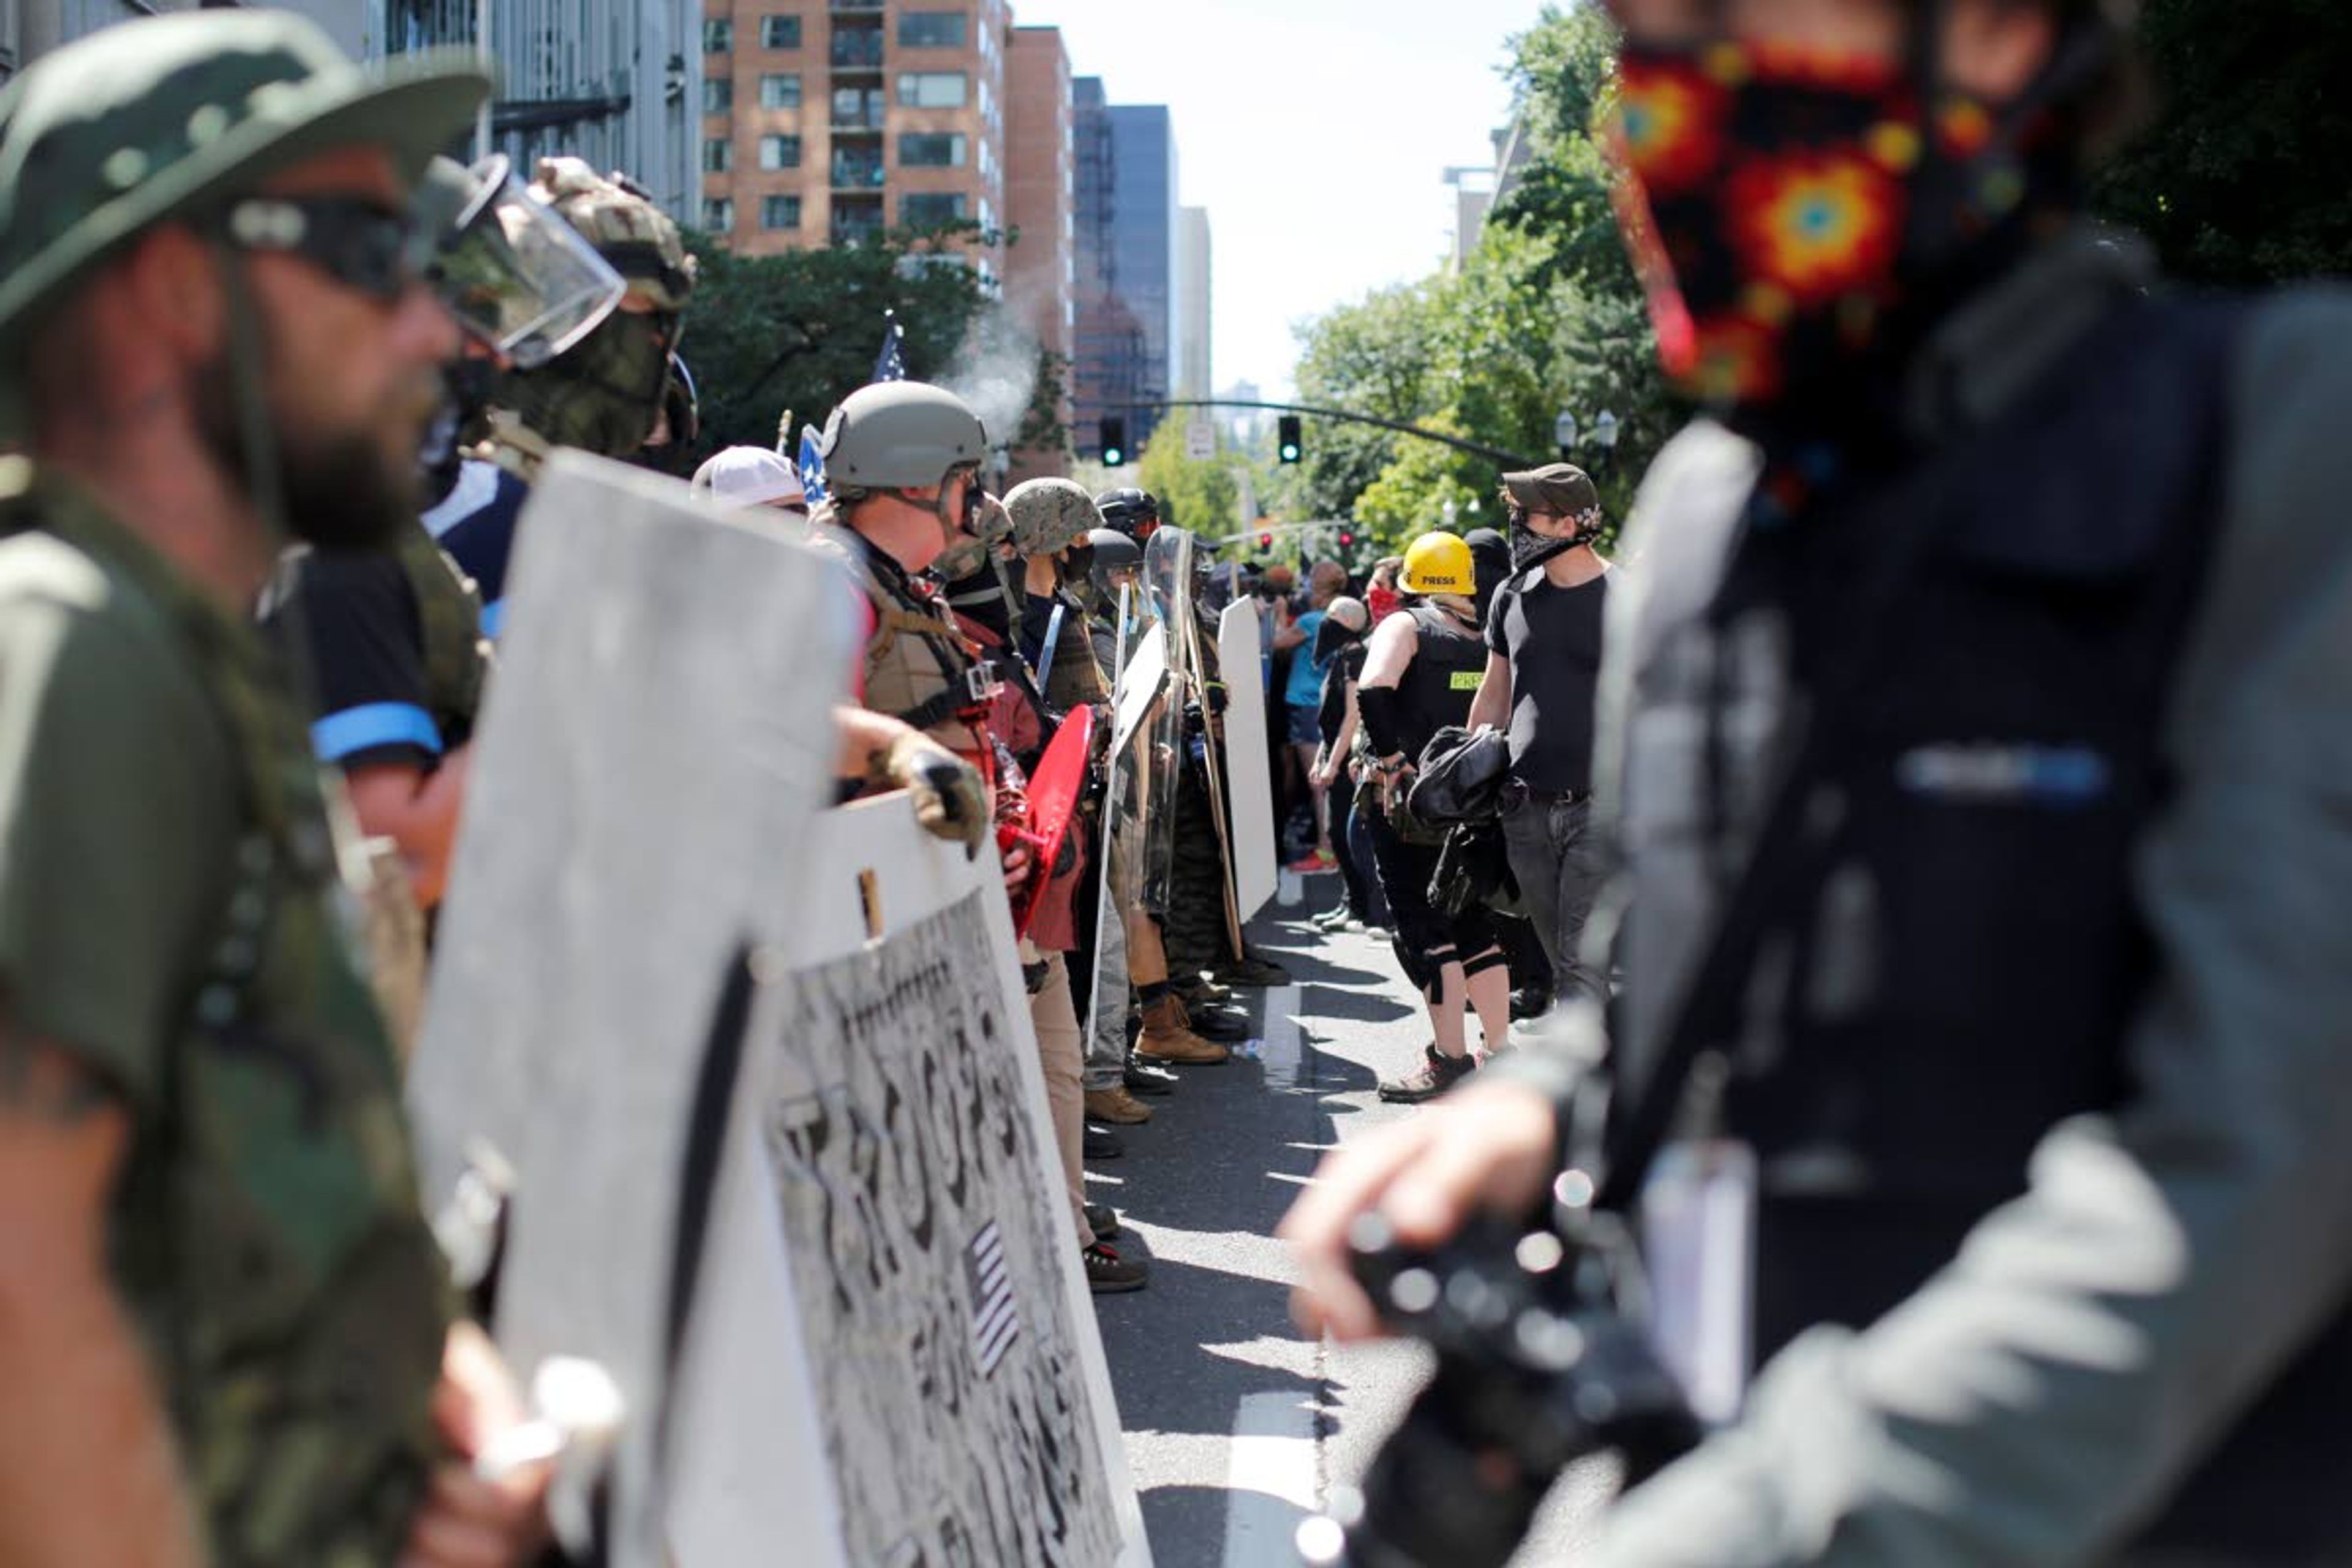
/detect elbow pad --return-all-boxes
[1357,685,1406,760]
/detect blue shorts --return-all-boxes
[1286,704,1322,747]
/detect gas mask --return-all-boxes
[1610,11,2110,430]
[494,307,676,457]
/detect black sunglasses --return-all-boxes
[220,196,432,303]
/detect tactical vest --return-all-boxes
[1675,297,2352,1559]
[818,532,989,756]
[0,468,449,1566]
[388,521,489,752]
[1393,602,1486,763]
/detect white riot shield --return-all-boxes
[1139,530,1194,914]
[407,451,852,1567]
[1216,601,1278,921]
[1087,604,1164,1051]
[666,795,1150,1567]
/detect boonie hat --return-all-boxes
[0,10,489,347]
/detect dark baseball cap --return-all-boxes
[1499,463,1600,518]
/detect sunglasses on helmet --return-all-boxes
[220,196,432,303]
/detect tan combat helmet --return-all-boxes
[527,156,696,311]
[1005,477,1102,560]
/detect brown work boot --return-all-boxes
[1084,1085,1153,1125]
[1136,994,1229,1065]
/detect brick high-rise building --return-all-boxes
[1002,23,1073,478]
[699,0,1012,266]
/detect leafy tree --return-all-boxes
[681,222,1068,470]
[2096,0,2352,284]
[1352,412,1502,548]
[1136,417,1242,540]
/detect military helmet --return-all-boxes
[0,11,488,349]
[1084,526,1144,605]
[1094,487,1161,541]
[1401,531,1475,595]
[529,156,696,311]
[1005,477,1101,558]
[819,380,990,494]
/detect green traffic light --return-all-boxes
[1105,447,1124,466]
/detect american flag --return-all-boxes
[797,424,829,506]
[965,1221,1020,1375]
[873,311,907,383]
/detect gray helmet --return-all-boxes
[1084,526,1143,606]
[1005,477,1101,558]
[819,380,990,494]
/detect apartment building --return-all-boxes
[1001,23,1073,477]
[699,0,1011,262]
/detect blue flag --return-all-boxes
[873,311,907,383]
[797,425,829,507]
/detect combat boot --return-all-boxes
[1084,1085,1153,1125]
[1136,994,1229,1065]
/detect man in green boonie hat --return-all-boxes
[0,12,551,1566]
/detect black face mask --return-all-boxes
[1313,616,1363,665]
[1507,506,1588,572]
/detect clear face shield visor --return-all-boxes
[421,154,630,371]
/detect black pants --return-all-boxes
[1364,805,1504,1000]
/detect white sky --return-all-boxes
[1006,0,1545,398]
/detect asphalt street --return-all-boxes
[1091,871,1613,1568]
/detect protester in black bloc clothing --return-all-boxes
[1354,532,1512,1103]
[1308,596,1383,933]
[1287,0,2352,1559]
[1466,464,1611,1011]
[261,155,624,918]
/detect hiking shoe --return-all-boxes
[1084,1085,1153,1125]
[1377,1045,1477,1104]
[1084,1242,1148,1294]
[1084,1123,1125,1159]
[1136,995,1230,1065]
[1213,952,1292,988]
[1084,1202,1123,1240]
[1123,1056,1179,1096]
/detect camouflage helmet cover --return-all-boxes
[1004,477,1101,558]
[529,155,696,311]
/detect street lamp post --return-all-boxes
[1555,411,1579,462]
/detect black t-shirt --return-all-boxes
[1486,565,1608,793]
[262,549,445,771]
[427,458,529,638]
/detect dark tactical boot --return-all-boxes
[1213,949,1292,988]
[1124,1054,1180,1096]
[1084,1122,1125,1159]
[1084,1202,1123,1240]
[1377,1044,1477,1104]
[1084,1241,1148,1295]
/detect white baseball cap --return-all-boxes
[691,445,807,509]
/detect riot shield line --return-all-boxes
[1139,530,1193,914]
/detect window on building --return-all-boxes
[762,195,803,230]
[703,17,731,52]
[902,192,968,227]
[760,72,802,108]
[760,14,801,48]
[896,10,965,48]
[703,197,735,231]
[759,134,802,170]
[899,132,967,168]
[703,137,733,173]
[703,76,733,112]
[895,71,967,108]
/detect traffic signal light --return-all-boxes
[1100,417,1128,467]
[1259,532,1274,550]
[1339,529,1354,548]
[1277,415,1303,465]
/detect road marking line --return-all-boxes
[1261,983,1303,1090]
[1221,1390,1320,1567]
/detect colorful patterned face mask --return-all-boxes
[1609,32,2071,417]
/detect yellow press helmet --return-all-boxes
[1400,532,1474,595]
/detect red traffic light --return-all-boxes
[1339,530,1354,547]
[1259,532,1273,549]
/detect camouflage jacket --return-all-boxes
[0,461,451,1567]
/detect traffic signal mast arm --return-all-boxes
[1129,400,1542,471]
